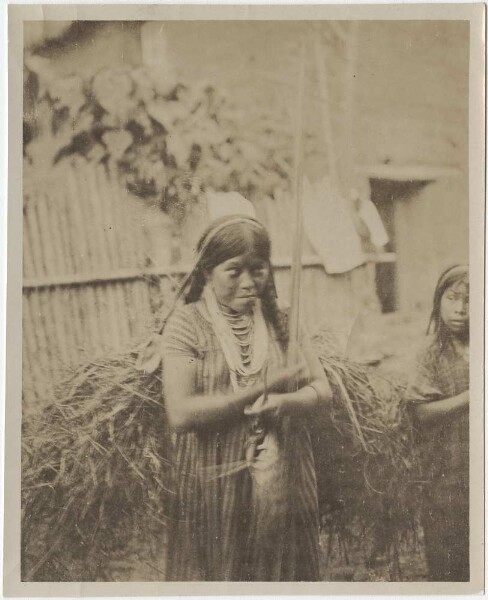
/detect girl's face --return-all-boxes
[440,281,469,336]
[207,253,270,314]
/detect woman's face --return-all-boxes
[207,253,270,314]
[440,281,469,336]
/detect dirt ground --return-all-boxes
[319,530,428,582]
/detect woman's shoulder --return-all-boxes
[167,302,200,321]
[163,303,198,330]
[162,300,216,348]
[161,302,202,345]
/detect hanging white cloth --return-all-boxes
[357,197,389,249]
[303,177,366,274]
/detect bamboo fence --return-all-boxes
[23,160,378,412]
[22,161,156,409]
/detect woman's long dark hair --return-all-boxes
[427,264,469,351]
[184,216,289,351]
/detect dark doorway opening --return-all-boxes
[369,178,430,313]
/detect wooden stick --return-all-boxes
[313,25,340,191]
[342,21,360,190]
[287,39,307,367]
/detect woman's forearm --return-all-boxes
[414,390,469,427]
[170,383,265,431]
[169,364,310,430]
[278,378,332,414]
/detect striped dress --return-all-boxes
[160,300,320,581]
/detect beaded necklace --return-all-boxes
[218,304,254,368]
[203,285,268,391]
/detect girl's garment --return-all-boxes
[161,301,320,581]
[407,339,469,582]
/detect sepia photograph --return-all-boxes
[4,4,485,595]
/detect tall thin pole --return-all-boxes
[313,24,340,193]
[342,21,360,194]
[287,39,307,367]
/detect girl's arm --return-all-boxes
[414,390,469,427]
[163,355,307,431]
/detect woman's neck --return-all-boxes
[217,300,252,318]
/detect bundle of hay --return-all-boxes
[22,337,421,581]
[312,336,422,578]
[21,354,172,581]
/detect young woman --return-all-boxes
[406,265,469,581]
[159,215,332,581]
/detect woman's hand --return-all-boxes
[244,393,283,420]
[244,381,330,420]
[266,363,310,394]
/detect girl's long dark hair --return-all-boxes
[427,264,469,351]
[184,216,289,352]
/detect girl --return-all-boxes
[406,265,469,581]
[159,214,332,581]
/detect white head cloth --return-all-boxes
[206,191,256,222]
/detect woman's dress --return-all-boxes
[407,339,469,581]
[160,301,320,581]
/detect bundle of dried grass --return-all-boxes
[21,353,172,581]
[312,336,422,578]
[22,335,421,581]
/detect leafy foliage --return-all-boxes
[24,63,294,217]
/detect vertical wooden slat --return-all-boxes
[22,205,36,279]
[82,163,123,350]
[23,207,43,407]
[25,197,59,389]
[48,191,82,366]
[106,166,132,269]
[37,192,72,365]
[106,165,133,337]
[58,183,92,360]
[29,194,54,381]
[67,164,105,353]
[24,196,46,277]
[22,291,40,405]
[95,165,118,268]
[99,167,133,347]
[103,165,146,339]
[29,289,55,402]
[110,166,153,335]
